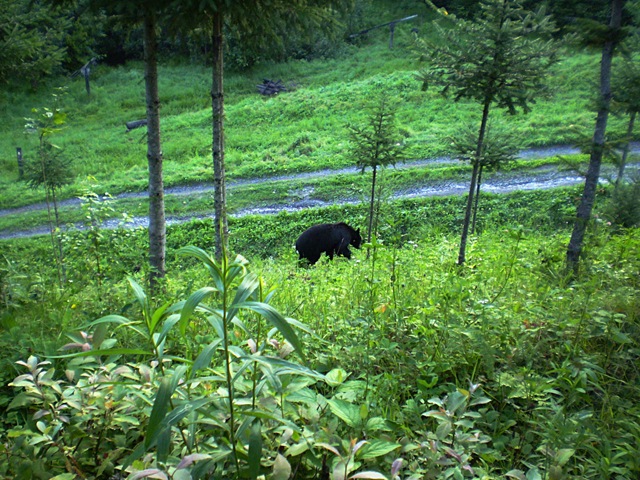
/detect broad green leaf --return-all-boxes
[241,354,324,379]
[364,417,391,432]
[446,391,467,414]
[8,392,37,410]
[611,329,631,344]
[469,395,491,406]
[92,323,109,349]
[157,426,171,464]
[237,301,306,362]
[205,311,225,338]
[248,420,262,480]
[325,368,349,386]
[228,272,260,321]
[349,472,388,479]
[286,387,319,405]
[156,314,181,348]
[173,470,191,480]
[333,459,348,480]
[286,317,317,336]
[127,278,150,321]
[190,339,222,378]
[286,441,310,457]
[234,409,302,433]
[179,286,217,336]
[327,398,361,427]
[436,421,452,440]
[272,454,291,480]
[315,442,342,457]
[178,246,224,290]
[555,448,575,467]
[454,419,475,429]
[130,469,168,480]
[176,453,212,470]
[169,365,187,393]
[525,467,542,480]
[149,301,172,336]
[423,410,447,420]
[359,403,369,420]
[85,314,135,327]
[227,254,250,285]
[163,398,210,427]
[146,377,172,449]
[48,348,151,359]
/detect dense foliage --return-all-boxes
[1,0,639,479]
[1,197,639,478]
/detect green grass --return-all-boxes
[0,20,634,212]
[1,196,638,478]
[1,4,639,477]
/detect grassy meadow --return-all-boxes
[1,3,639,479]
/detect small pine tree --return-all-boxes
[348,96,405,243]
[449,123,518,233]
[24,100,73,286]
[417,0,558,265]
[611,57,640,188]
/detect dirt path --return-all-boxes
[1,144,638,240]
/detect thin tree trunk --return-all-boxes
[51,185,66,283]
[471,164,484,235]
[368,165,377,243]
[616,110,636,188]
[39,144,62,288]
[458,100,491,265]
[566,0,623,272]
[143,9,166,291]
[212,12,228,260]
[52,185,61,230]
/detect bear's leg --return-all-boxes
[308,252,322,265]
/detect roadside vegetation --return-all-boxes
[1,0,639,479]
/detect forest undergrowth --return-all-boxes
[1,187,639,479]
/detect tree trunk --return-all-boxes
[458,100,491,265]
[368,165,377,243]
[471,163,484,235]
[51,185,66,283]
[566,0,623,272]
[212,12,228,260]
[143,9,167,291]
[39,143,62,288]
[616,110,636,188]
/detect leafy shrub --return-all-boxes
[600,178,640,229]
[3,247,399,480]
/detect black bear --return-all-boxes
[295,222,362,265]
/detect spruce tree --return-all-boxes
[417,0,558,264]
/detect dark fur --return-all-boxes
[295,222,362,265]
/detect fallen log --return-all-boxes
[126,119,147,132]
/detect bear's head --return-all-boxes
[351,228,362,249]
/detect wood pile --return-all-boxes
[257,79,287,96]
